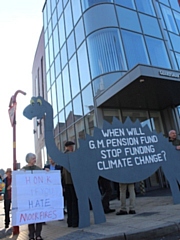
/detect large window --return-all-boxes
[140,14,162,38]
[117,7,141,32]
[64,2,73,37]
[77,42,91,89]
[62,65,71,105]
[121,30,149,69]
[114,0,135,9]
[56,74,64,112]
[69,54,80,97]
[87,28,127,79]
[161,5,178,33]
[145,37,171,68]
[82,84,94,115]
[135,0,155,16]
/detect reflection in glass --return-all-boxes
[57,0,63,19]
[56,74,64,112]
[62,66,71,105]
[161,5,178,33]
[51,82,58,117]
[55,53,61,78]
[93,72,124,96]
[121,30,149,69]
[77,42,91,89]
[114,0,135,9]
[145,36,171,68]
[117,7,141,32]
[75,119,85,148]
[174,11,180,33]
[59,15,65,48]
[52,9,57,29]
[69,54,80,97]
[64,2,73,37]
[71,0,81,25]
[67,32,75,59]
[75,19,85,48]
[53,25,59,57]
[135,0,155,16]
[54,115,59,137]
[73,94,83,122]
[175,52,180,69]
[65,102,73,127]
[67,125,75,144]
[82,84,94,115]
[82,0,113,11]
[88,28,127,79]
[61,43,67,69]
[59,110,66,133]
[49,36,54,65]
[85,111,96,136]
[169,33,180,53]
[140,14,162,38]
[50,64,55,84]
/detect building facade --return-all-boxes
[33,0,180,190]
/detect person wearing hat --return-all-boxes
[22,153,43,240]
[3,168,12,229]
[62,141,79,228]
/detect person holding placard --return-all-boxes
[22,153,43,240]
[3,168,12,229]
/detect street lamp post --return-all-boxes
[8,90,26,235]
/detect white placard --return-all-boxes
[12,170,64,226]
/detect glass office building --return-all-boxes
[39,0,180,190]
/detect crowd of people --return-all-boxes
[1,129,180,239]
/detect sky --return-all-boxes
[0,0,45,171]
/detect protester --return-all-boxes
[44,157,62,171]
[3,168,12,228]
[62,141,79,228]
[168,130,180,149]
[98,177,115,214]
[116,183,136,215]
[22,153,43,240]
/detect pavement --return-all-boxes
[0,188,180,240]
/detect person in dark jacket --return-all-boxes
[3,168,12,229]
[62,141,79,228]
[44,157,62,171]
[22,153,43,240]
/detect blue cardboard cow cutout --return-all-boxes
[23,96,180,228]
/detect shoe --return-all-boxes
[116,210,128,215]
[36,237,43,240]
[5,225,9,229]
[72,224,78,228]
[104,209,115,214]
[68,224,72,227]
[129,210,136,214]
[29,238,35,240]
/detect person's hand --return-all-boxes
[45,168,50,171]
[176,145,180,150]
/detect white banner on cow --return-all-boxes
[12,170,64,226]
